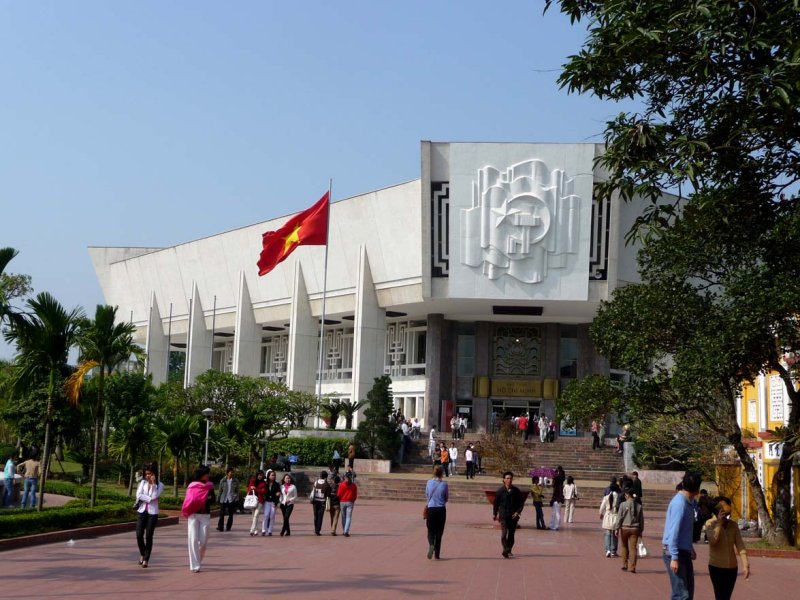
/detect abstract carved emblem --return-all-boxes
[461,159,581,283]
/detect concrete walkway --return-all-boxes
[0,498,794,599]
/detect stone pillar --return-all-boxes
[232,271,261,377]
[145,291,168,386]
[473,322,492,432]
[185,282,213,387]
[287,263,317,394]
[425,314,454,432]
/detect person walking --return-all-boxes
[428,428,437,462]
[530,476,547,530]
[493,471,525,558]
[17,451,40,509]
[329,475,342,535]
[338,470,358,537]
[662,472,702,600]
[217,467,239,532]
[464,444,474,479]
[703,496,750,600]
[631,470,644,504]
[262,469,280,536]
[425,465,449,560]
[600,481,620,557]
[617,487,645,573]
[278,473,297,536]
[538,415,547,443]
[310,470,331,536]
[246,470,267,536]
[332,448,342,475]
[134,462,164,568]
[549,465,566,530]
[3,451,17,508]
[347,442,356,470]
[563,475,579,524]
[182,467,215,573]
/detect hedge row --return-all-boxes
[45,479,186,509]
[265,437,351,467]
[0,504,133,539]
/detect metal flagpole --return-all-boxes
[315,180,333,427]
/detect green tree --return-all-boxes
[319,398,345,429]
[341,399,366,430]
[353,376,400,460]
[547,0,800,545]
[0,247,32,327]
[155,414,201,496]
[67,305,142,507]
[557,374,623,430]
[284,389,320,429]
[108,414,154,495]
[3,292,84,509]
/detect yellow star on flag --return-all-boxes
[283,225,302,255]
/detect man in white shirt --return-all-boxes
[448,443,458,475]
[464,444,475,479]
[428,427,437,461]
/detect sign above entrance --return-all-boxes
[492,379,542,397]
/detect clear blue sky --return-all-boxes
[1,1,633,359]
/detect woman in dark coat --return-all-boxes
[549,466,566,530]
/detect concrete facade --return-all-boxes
[90,142,650,432]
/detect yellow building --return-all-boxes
[718,365,799,543]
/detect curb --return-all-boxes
[747,548,800,559]
[0,515,180,552]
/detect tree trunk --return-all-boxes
[173,461,179,497]
[89,416,101,508]
[771,363,799,545]
[128,463,135,496]
[101,410,110,457]
[37,371,56,511]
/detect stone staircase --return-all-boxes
[354,434,678,511]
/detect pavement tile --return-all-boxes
[0,499,796,599]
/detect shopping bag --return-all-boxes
[637,539,648,558]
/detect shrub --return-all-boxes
[0,504,133,539]
[264,437,351,467]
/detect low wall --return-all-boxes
[636,470,684,485]
[354,459,391,474]
[288,429,355,440]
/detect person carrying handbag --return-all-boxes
[563,475,579,524]
[246,471,267,536]
[424,465,449,560]
[600,482,621,557]
[617,487,645,573]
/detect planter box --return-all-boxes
[355,459,391,474]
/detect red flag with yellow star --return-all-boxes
[257,192,329,276]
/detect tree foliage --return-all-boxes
[353,376,400,460]
[546,0,800,545]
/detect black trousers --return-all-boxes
[500,516,518,553]
[533,501,546,529]
[280,503,294,535]
[218,501,236,531]
[465,461,474,479]
[426,506,446,558]
[442,462,450,477]
[709,565,738,600]
[135,512,158,561]
[313,501,326,533]
[592,432,600,450]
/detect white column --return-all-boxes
[416,397,425,428]
[185,282,213,387]
[352,245,386,425]
[758,373,768,433]
[145,291,168,386]
[232,271,261,376]
[287,262,317,394]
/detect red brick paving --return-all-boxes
[0,500,796,599]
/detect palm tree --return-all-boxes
[0,247,24,327]
[67,305,141,507]
[108,414,154,496]
[319,398,345,429]
[341,399,366,430]
[3,292,84,510]
[155,414,201,496]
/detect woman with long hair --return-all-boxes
[262,469,280,536]
[424,465,449,560]
[549,465,566,530]
[279,473,297,537]
[135,461,164,568]
[563,475,579,524]
[247,470,267,536]
[599,480,621,557]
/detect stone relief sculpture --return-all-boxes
[461,158,581,283]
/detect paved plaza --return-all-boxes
[1,499,797,599]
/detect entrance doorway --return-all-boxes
[490,399,541,431]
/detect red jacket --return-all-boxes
[247,477,268,503]
[337,481,358,503]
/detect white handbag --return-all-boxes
[637,539,648,558]
[243,490,259,510]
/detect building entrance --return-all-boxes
[490,399,541,431]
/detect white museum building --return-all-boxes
[90,142,648,433]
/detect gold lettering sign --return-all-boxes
[491,379,542,397]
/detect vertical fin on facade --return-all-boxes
[185,282,213,387]
[352,245,386,422]
[233,271,260,376]
[287,262,317,394]
[145,291,168,387]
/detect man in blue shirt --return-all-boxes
[662,472,702,600]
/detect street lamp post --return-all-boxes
[201,408,215,466]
